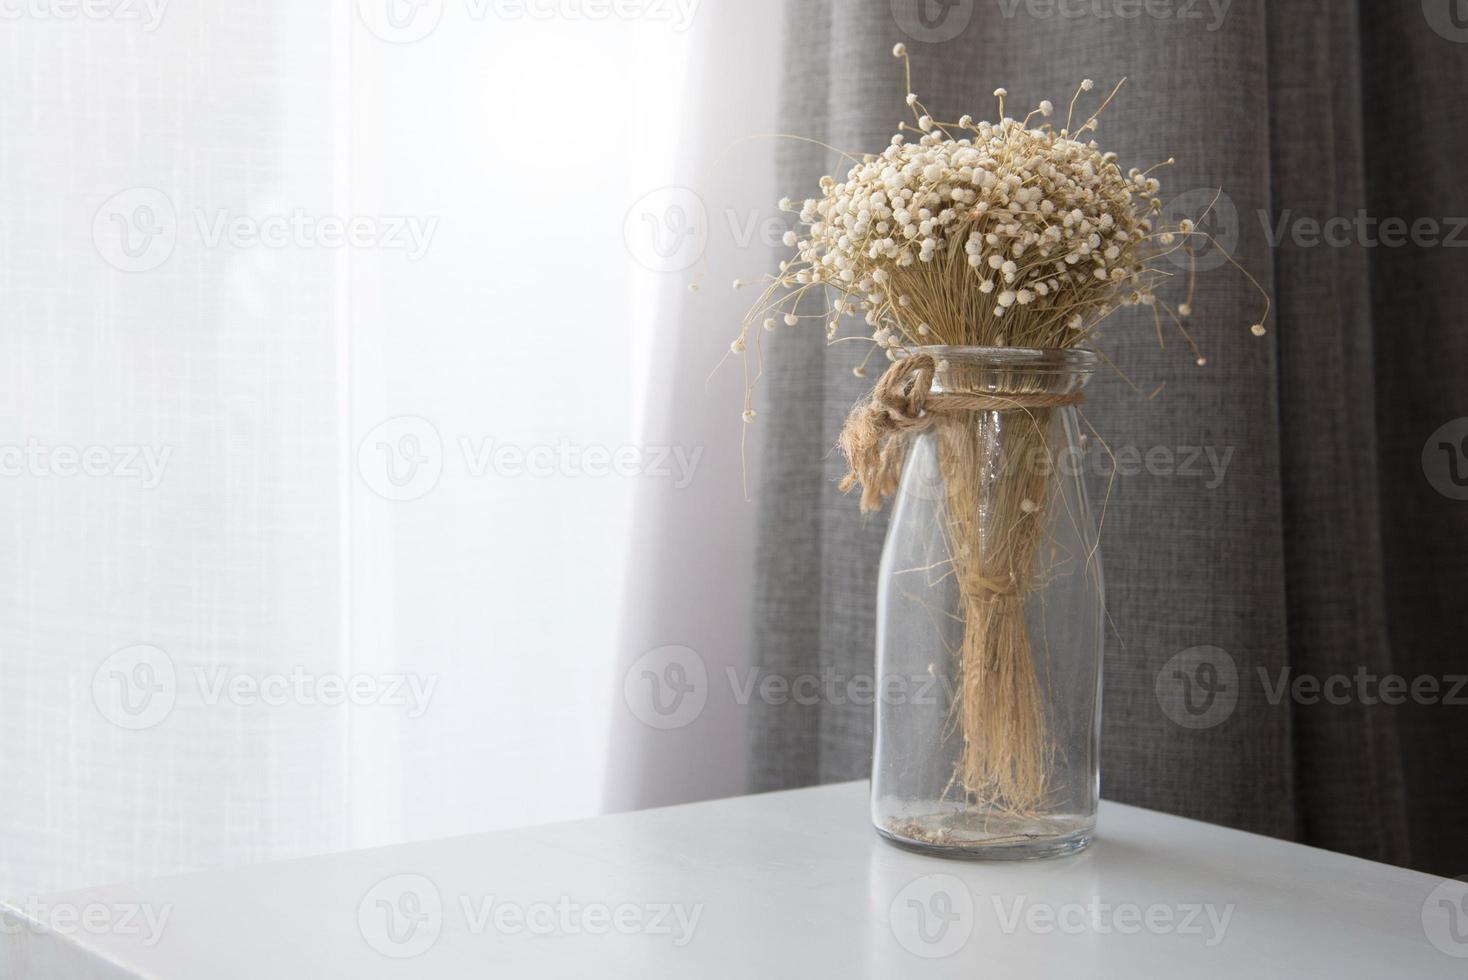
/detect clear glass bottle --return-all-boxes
[871,346,1104,860]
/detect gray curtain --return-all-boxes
[751,0,1468,876]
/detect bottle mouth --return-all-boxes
[911,345,1099,377]
[902,345,1097,397]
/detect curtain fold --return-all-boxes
[749,0,1467,875]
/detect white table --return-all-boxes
[4,781,1465,978]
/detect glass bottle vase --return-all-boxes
[871,346,1104,860]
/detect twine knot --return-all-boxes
[837,352,1084,513]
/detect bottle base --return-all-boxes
[876,813,1094,861]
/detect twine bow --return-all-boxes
[837,352,1085,513]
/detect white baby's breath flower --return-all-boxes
[738,71,1267,367]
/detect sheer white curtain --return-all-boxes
[602,0,787,813]
[0,0,707,897]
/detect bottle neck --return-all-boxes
[917,346,1096,397]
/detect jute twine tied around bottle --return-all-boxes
[837,352,1085,514]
